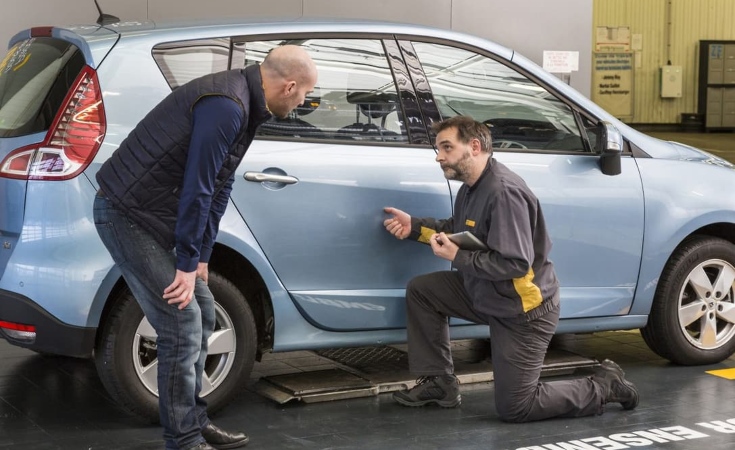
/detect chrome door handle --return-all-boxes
[244,172,298,184]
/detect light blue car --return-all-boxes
[1,18,734,422]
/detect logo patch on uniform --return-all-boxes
[465,219,475,227]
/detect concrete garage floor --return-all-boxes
[1,131,734,450]
[2,331,735,450]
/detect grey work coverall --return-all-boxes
[406,158,605,422]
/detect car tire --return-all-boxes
[94,272,257,423]
[641,235,735,365]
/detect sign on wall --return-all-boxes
[595,26,630,52]
[542,50,579,85]
[542,51,579,74]
[592,52,634,119]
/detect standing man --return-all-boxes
[383,116,638,422]
[94,45,317,450]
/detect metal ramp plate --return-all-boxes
[255,368,376,404]
[254,340,598,404]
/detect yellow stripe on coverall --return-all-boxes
[513,268,543,312]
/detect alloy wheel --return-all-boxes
[678,258,735,350]
[131,302,237,397]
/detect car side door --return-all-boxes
[228,37,453,331]
[405,40,645,320]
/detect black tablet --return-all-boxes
[446,231,488,251]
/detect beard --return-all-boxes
[440,150,473,182]
[268,98,291,119]
[271,105,289,119]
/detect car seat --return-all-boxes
[337,92,400,141]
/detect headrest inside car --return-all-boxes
[346,91,398,119]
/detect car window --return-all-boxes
[152,38,230,89]
[580,114,601,151]
[0,38,85,138]
[243,39,408,143]
[411,42,588,152]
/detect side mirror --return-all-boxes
[597,121,623,176]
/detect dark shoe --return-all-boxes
[184,443,216,450]
[592,359,639,410]
[201,423,249,449]
[393,375,461,408]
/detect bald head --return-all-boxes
[260,45,318,118]
[261,45,317,86]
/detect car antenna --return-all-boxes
[94,0,120,26]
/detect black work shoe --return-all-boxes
[201,423,249,449]
[393,375,461,408]
[184,443,216,450]
[592,359,639,410]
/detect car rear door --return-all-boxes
[228,36,453,331]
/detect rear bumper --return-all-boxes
[0,289,95,358]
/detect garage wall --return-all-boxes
[594,0,735,124]
[0,0,593,96]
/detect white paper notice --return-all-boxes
[542,51,580,73]
[632,34,643,51]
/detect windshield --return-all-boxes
[0,37,85,138]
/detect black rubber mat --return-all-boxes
[316,346,409,374]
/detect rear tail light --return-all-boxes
[0,320,36,343]
[0,65,106,180]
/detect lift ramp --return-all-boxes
[254,339,598,404]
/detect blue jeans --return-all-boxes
[94,193,214,450]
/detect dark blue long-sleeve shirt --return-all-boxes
[175,95,244,272]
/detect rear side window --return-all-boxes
[0,37,85,138]
[246,39,408,144]
[152,38,231,89]
[150,36,409,144]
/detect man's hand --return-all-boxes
[196,262,209,285]
[383,207,411,239]
[430,232,459,261]
[163,269,197,310]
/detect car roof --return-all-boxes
[70,17,452,37]
[64,17,513,59]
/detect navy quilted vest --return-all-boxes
[96,65,271,249]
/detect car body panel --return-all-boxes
[0,19,733,364]
[232,140,452,330]
[84,36,178,187]
[628,158,735,315]
[0,176,104,326]
[494,152,645,318]
[0,133,45,275]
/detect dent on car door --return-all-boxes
[229,37,452,331]
[407,40,645,319]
